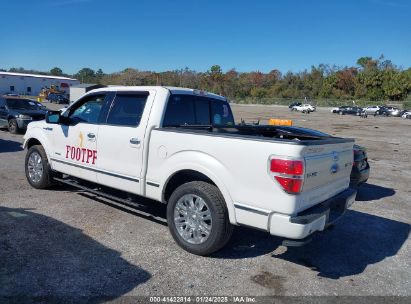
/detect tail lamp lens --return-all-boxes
[270,159,304,194]
[270,159,303,175]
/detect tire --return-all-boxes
[167,181,233,256]
[339,111,344,115]
[8,119,20,134]
[25,145,53,189]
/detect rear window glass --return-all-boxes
[163,94,234,126]
[106,94,147,127]
[210,100,234,125]
[195,98,211,125]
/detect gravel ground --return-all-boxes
[0,102,410,299]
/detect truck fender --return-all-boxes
[23,127,53,164]
[159,151,237,225]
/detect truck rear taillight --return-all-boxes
[270,159,303,175]
[269,159,304,194]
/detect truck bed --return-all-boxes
[158,124,354,145]
[146,125,355,216]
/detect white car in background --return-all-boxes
[291,104,316,113]
[364,106,381,114]
[401,111,411,119]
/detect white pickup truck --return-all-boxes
[23,86,356,255]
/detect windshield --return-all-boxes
[6,99,41,110]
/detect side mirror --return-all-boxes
[46,111,61,124]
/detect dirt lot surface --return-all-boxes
[1,102,410,299]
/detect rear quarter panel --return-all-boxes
[145,130,307,220]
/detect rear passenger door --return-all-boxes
[96,90,155,195]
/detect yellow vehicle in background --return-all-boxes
[38,85,65,102]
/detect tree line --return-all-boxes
[2,55,411,102]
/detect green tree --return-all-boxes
[382,70,409,100]
[74,68,96,83]
[95,68,105,83]
[356,57,373,69]
[207,65,224,93]
[50,67,63,76]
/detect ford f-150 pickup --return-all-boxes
[23,86,357,255]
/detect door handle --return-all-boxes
[87,133,96,139]
[130,138,140,145]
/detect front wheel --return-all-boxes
[25,145,53,189]
[167,181,233,256]
[8,119,20,134]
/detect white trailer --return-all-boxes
[0,72,79,96]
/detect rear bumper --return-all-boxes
[268,188,357,239]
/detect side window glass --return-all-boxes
[106,94,147,127]
[69,94,106,124]
[163,95,195,126]
[195,98,210,125]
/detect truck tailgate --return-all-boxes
[299,142,354,210]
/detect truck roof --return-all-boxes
[88,86,226,101]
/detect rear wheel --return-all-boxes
[167,181,233,256]
[25,145,53,189]
[8,119,20,134]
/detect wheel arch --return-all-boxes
[161,168,237,224]
[23,131,53,164]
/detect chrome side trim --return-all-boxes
[51,158,139,183]
[234,203,271,216]
[146,181,160,187]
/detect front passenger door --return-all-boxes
[50,93,110,182]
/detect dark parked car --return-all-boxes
[47,93,69,104]
[350,145,370,187]
[385,107,401,117]
[373,106,389,116]
[375,106,401,117]
[0,97,47,134]
[337,106,363,116]
[288,102,301,108]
